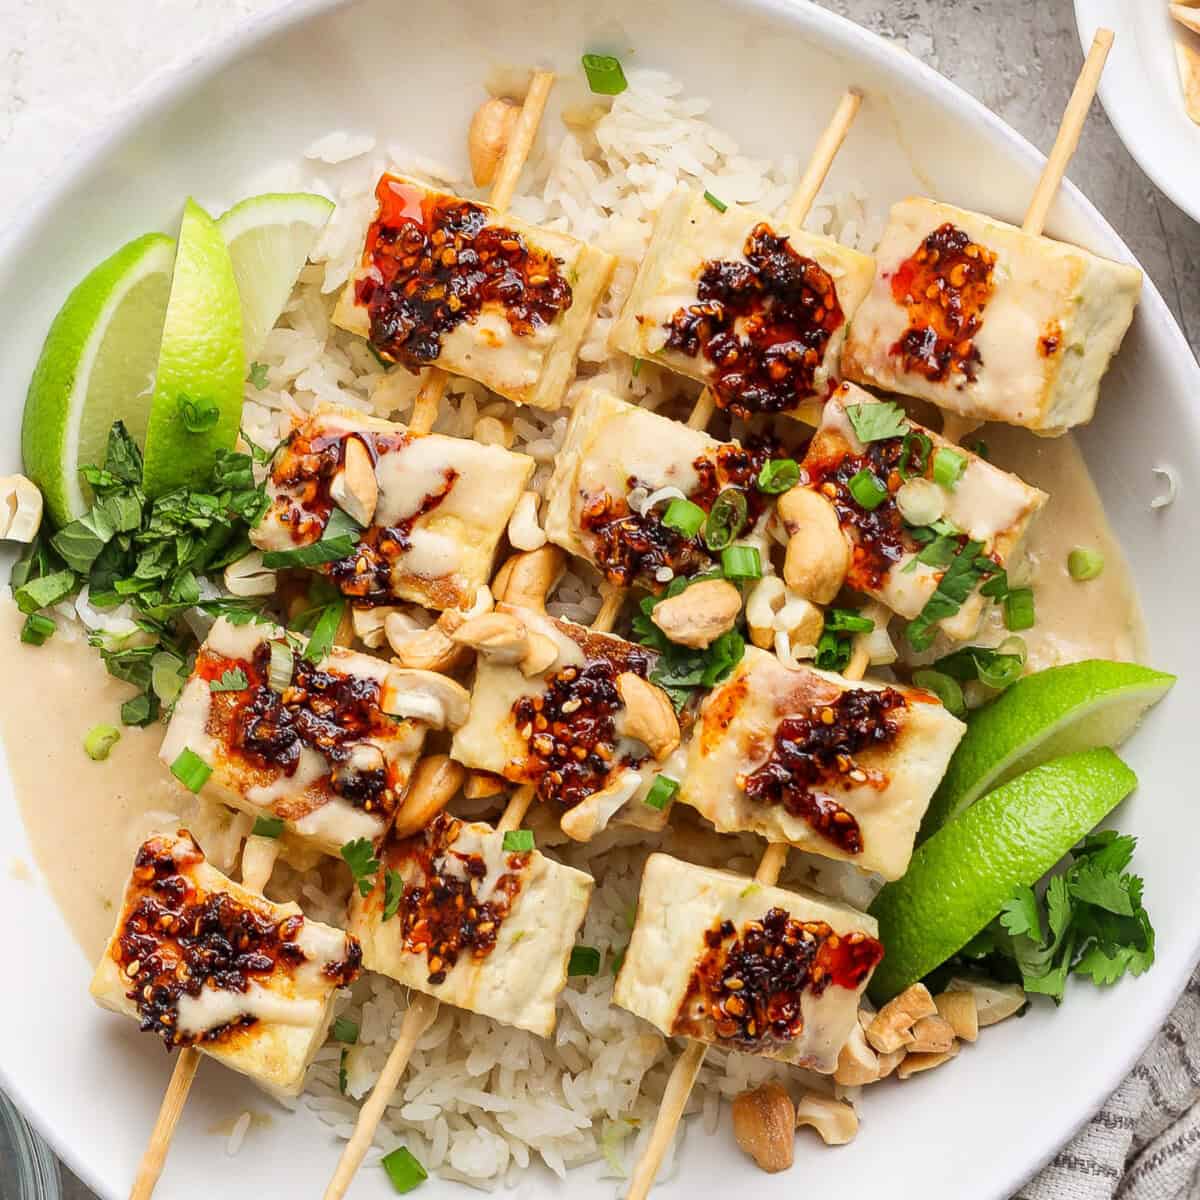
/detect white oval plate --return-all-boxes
[0,2,1197,1198]
[1075,0,1200,223]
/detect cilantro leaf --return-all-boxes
[104,421,144,484]
[247,362,270,390]
[382,869,404,921]
[261,507,363,569]
[341,838,381,897]
[845,400,909,444]
[210,667,249,693]
[906,540,997,651]
[998,885,1042,941]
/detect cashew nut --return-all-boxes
[329,436,378,527]
[794,1092,858,1146]
[474,414,514,448]
[0,476,43,543]
[833,1021,881,1086]
[650,578,742,649]
[224,550,277,597]
[746,576,786,650]
[391,754,465,839]
[907,1014,956,1054]
[895,1042,960,1079]
[866,982,937,1054]
[559,768,642,842]
[464,770,506,800]
[778,486,850,604]
[491,546,565,613]
[933,989,979,1043]
[468,96,520,187]
[451,610,529,663]
[944,976,1025,1028]
[615,672,680,760]
[386,613,467,674]
[383,669,472,730]
[731,1082,795,1173]
[507,490,547,552]
[520,630,559,676]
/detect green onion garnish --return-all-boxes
[381,1146,428,1194]
[177,393,220,433]
[720,544,761,580]
[582,53,628,95]
[252,816,285,839]
[898,430,932,481]
[20,612,56,646]
[502,829,535,853]
[84,724,121,761]
[332,1016,359,1044]
[644,774,680,811]
[824,608,874,634]
[756,458,800,495]
[703,190,728,213]
[568,945,602,976]
[702,488,748,551]
[911,669,967,719]
[848,468,888,511]
[932,447,967,490]
[661,498,706,537]
[1067,546,1105,581]
[1003,587,1036,632]
[631,358,643,378]
[170,747,212,793]
[268,640,294,691]
[151,651,187,706]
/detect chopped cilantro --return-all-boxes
[382,869,404,921]
[341,838,381,897]
[209,667,249,693]
[905,540,997,652]
[845,400,909,444]
[262,507,363,569]
[246,362,270,390]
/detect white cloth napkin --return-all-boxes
[1018,970,1200,1200]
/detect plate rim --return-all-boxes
[1,2,1197,1198]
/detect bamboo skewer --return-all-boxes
[626,41,1115,1197]
[407,71,556,436]
[128,1050,201,1200]
[941,28,1111,446]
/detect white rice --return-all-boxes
[208,67,881,1184]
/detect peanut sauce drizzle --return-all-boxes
[385,813,529,985]
[112,833,361,1048]
[889,223,996,384]
[673,907,883,1049]
[663,223,844,417]
[740,687,907,854]
[356,175,573,371]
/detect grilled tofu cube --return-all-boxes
[332,172,615,410]
[795,383,1046,643]
[544,387,777,589]
[678,645,964,880]
[160,616,436,854]
[609,187,875,420]
[841,196,1142,433]
[250,407,534,612]
[614,854,881,1071]
[450,603,671,835]
[347,812,592,1036]
[90,830,362,1096]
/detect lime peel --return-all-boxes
[922,660,1174,838]
[868,747,1138,1002]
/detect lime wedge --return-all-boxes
[22,234,175,525]
[142,199,245,497]
[922,660,1174,838]
[868,747,1138,1002]
[217,192,334,362]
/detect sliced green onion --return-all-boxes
[703,190,728,213]
[911,669,967,719]
[252,816,285,839]
[84,724,121,761]
[1003,587,1036,632]
[847,468,888,511]
[568,945,602,976]
[170,747,212,793]
[720,544,761,580]
[932,447,967,490]
[338,1047,350,1095]
[151,651,187,706]
[502,829,535,853]
[20,612,56,646]
[644,774,679,811]
[269,640,294,691]
[824,608,874,634]
[381,1146,427,1194]
[895,478,945,527]
[582,53,628,95]
[332,1016,359,1044]
[703,488,748,551]
[978,637,1027,690]
[1067,546,1105,581]
[661,498,706,537]
[631,357,643,378]
[756,458,800,495]
[898,430,932,481]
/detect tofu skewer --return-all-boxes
[405,71,555,435]
[623,42,1119,1196]
[324,550,628,1198]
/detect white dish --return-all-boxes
[1074,0,1200,223]
[0,1,1197,1198]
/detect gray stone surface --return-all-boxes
[0,1,1196,1197]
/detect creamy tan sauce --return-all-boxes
[0,602,187,962]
